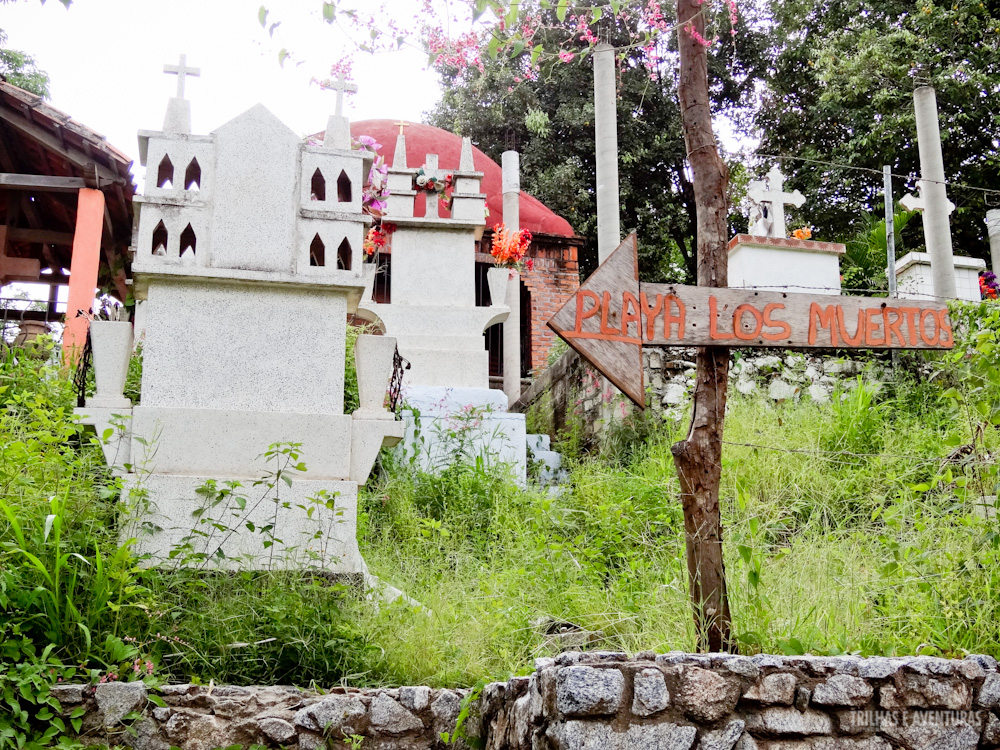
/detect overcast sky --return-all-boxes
[3,0,443,181]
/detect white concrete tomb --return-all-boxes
[895,251,984,302]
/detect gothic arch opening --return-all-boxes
[311,169,326,201]
[184,158,201,190]
[180,223,197,257]
[337,238,352,270]
[310,234,326,266]
[151,220,168,256]
[336,170,352,203]
[157,155,174,189]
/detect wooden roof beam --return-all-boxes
[0,106,124,185]
[0,173,87,192]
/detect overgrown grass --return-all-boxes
[5,308,1000,701]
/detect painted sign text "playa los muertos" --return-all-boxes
[547,234,954,408]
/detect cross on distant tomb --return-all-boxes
[394,120,409,135]
[900,179,956,216]
[747,165,806,238]
[326,72,358,117]
[163,54,200,100]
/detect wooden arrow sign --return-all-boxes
[547,234,645,408]
[548,233,954,410]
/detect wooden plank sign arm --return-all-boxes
[547,233,645,408]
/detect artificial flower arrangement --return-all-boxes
[414,167,455,211]
[792,226,812,240]
[490,223,534,274]
[980,271,999,300]
[364,222,396,258]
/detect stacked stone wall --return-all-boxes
[480,651,1000,750]
[53,652,1000,749]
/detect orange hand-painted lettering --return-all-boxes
[809,303,839,346]
[639,292,663,341]
[600,291,619,336]
[733,304,763,341]
[761,303,791,340]
[863,308,885,346]
[621,292,642,339]
[663,294,686,340]
[575,290,601,333]
[709,296,735,340]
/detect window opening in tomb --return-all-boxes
[310,234,326,266]
[311,169,326,201]
[157,155,174,189]
[151,221,168,256]
[180,224,197,257]
[337,238,352,270]
[184,158,201,190]
[337,170,352,203]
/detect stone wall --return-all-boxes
[513,347,880,448]
[56,652,1000,750]
[51,682,469,750]
[480,651,1000,750]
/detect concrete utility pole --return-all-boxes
[593,42,621,265]
[501,150,522,406]
[884,166,897,298]
[987,210,1000,273]
[913,86,957,299]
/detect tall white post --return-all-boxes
[593,42,621,264]
[502,150,522,406]
[987,210,1000,273]
[913,86,957,299]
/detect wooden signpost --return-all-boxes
[548,233,955,409]
[547,232,954,653]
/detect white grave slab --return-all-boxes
[77,63,403,575]
[895,251,984,302]
[728,234,845,296]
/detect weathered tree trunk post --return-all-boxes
[672,0,734,652]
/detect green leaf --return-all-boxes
[591,5,602,22]
[505,2,518,28]
[556,0,568,22]
[322,2,335,23]
[278,49,289,67]
[258,6,268,27]
[510,40,525,58]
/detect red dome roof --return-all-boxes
[349,120,575,237]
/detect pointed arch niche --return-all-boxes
[311,169,326,202]
[151,220,168,255]
[184,158,201,190]
[336,170,352,203]
[337,238,352,270]
[157,155,174,189]
[180,224,197,257]
[310,234,326,267]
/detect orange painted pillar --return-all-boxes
[62,188,105,364]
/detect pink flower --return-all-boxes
[558,50,575,63]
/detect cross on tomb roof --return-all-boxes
[747,165,806,238]
[900,180,955,216]
[163,54,200,100]
[394,120,409,135]
[326,72,358,117]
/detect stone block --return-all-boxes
[369,692,423,734]
[258,716,295,744]
[400,686,431,711]
[878,718,979,750]
[293,695,367,734]
[698,720,745,750]
[811,675,874,707]
[95,681,147,728]
[742,673,797,706]
[742,707,834,737]
[880,676,971,710]
[984,712,1000,746]
[980,674,1000,708]
[50,684,86,706]
[632,668,669,716]
[678,667,740,722]
[550,720,697,750]
[556,666,625,717]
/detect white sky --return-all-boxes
[2,0,443,180]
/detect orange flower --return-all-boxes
[792,227,812,240]
[490,223,532,270]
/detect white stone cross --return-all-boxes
[163,54,200,100]
[747,165,806,238]
[900,180,956,216]
[326,72,358,117]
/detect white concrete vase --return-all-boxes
[354,334,396,419]
[361,262,377,304]
[487,266,510,307]
[88,320,134,408]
